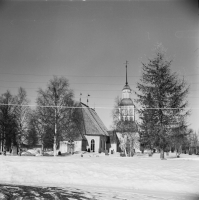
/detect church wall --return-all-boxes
[84,135,100,152]
[81,140,87,151]
[59,136,109,153]
[59,141,82,153]
[99,135,109,152]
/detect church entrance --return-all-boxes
[91,139,95,152]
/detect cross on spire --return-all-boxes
[124,60,129,85]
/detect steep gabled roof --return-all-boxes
[80,103,109,136]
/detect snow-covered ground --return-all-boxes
[0,152,199,200]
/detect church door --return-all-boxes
[91,139,95,152]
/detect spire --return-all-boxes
[125,60,128,85]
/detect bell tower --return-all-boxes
[119,61,135,121]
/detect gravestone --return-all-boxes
[12,146,17,156]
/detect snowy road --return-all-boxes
[0,153,199,199]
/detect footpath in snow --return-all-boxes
[0,152,199,200]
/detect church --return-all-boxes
[58,62,139,155]
[59,102,110,154]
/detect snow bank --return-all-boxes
[0,153,199,196]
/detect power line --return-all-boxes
[0,103,198,110]
[0,79,138,85]
[0,72,141,78]
[0,79,199,85]
[0,72,199,77]
[0,86,122,91]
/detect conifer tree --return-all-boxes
[138,93,157,152]
[136,45,189,159]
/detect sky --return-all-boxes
[0,0,198,130]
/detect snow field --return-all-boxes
[0,152,199,198]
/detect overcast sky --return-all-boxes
[0,0,198,130]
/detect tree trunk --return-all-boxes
[189,146,191,154]
[160,149,165,159]
[53,135,57,157]
[1,139,2,152]
[41,142,44,156]
[54,107,57,157]
[176,145,182,158]
[124,148,127,157]
[3,138,6,156]
[18,143,22,156]
[10,142,13,154]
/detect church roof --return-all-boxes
[80,103,109,136]
[120,98,134,106]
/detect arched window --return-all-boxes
[91,139,95,152]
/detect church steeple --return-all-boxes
[122,61,131,99]
[125,60,128,86]
[119,61,135,121]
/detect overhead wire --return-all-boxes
[0,72,199,77]
[0,79,199,85]
[0,103,198,110]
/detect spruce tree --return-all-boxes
[136,45,189,159]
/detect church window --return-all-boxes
[91,139,95,152]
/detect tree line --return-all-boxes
[113,45,199,159]
[0,76,81,156]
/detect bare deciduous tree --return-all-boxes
[15,87,30,155]
[0,91,17,155]
[36,76,74,156]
